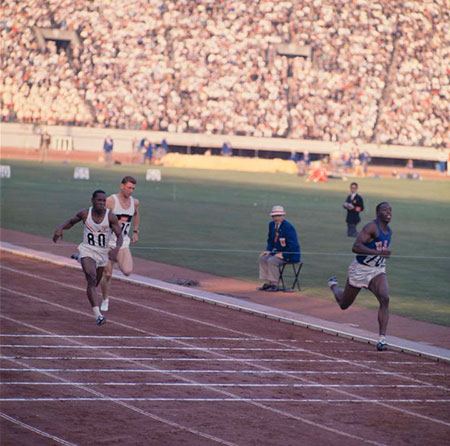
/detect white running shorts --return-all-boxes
[78,243,109,267]
[347,260,385,289]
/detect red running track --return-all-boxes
[1,252,449,446]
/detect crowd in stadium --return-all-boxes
[1,0,448,148]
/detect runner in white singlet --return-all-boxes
[53,190,123,325]
[100,176,140,312]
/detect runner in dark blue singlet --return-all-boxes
[328,202,393,351]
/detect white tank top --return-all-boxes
[110,194,135,247]
[82,208,111,250]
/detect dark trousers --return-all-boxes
[347,223,358,237]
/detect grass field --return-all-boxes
[1,159,449,326]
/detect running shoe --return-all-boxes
[96,316,106,326]
[376,342,388,351]
[327,276,338,288]
[70,253,79,261]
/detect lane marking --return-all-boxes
[0,344,331,352]
[2,278,450,434]
[3,397,450,403]
[0,382,434,388]
[1,367,447,376]
[0,355,237,446]
[0,355,435,366]
[0,334,299,341]
[0,321,388,445]
[0,411,76,446]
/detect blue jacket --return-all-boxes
[266,219,300,263]
[103,138,113,153]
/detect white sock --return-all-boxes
[378,335,386,344]
[92,306,102,318]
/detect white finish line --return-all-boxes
[0,382,433,388]
[3,397,450,403]
[1,367,447,376]
[1,356,432,365]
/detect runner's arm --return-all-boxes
[53,209,86,242]
[352,222,391,258]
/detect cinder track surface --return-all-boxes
[1,253,449,445]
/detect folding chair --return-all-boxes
[277,262,303,292]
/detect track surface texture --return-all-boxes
[1,252,449,446]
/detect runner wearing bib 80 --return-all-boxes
[53,190,123,325]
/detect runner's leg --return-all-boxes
[100,259,114,302]
[81,257,102,308]
[330,279,361,309]
[368,273,390,336]
[117,248,133,276]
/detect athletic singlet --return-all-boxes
[110,194,135,245]
[82,208,111,250]
[356,220,391,268]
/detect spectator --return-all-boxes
[1,0,447,149]
[221,141,232,157]
[143,140,154,165]
[39,130,51,163]
[359,150,371,176]
[103,135,114,167]
[258,205,300,293]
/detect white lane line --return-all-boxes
[1,367,446,376]
[1,267,444,374]
[2,283,450,432]
[0,356,237,446]
[0,411,77,446]
[0,344,320,352]
[0,334,297,341]
[0,382,433,388]
[0,353,431,366]
[1,320,388,445]
[0,356,434,366]
[3,397,450,403]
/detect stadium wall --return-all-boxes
[0,122,446,162]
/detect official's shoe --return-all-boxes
[376,342,388,351]
[101,300,109,312]
[327,276,338,288]
[258,283,272,291]
[96,316,106,326]
[71,253,79,261]
[266,284,279,292]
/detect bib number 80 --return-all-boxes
[87,233,106,247]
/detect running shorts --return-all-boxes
[77,243,109,267]
[347,260,385,289]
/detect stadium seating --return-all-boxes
[1,0,448,148]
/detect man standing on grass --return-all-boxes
[100,176,140,312]
[53,190,123,325]
[328,202,392,351]
[343,182,364,237]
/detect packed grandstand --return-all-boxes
[1,0,448,148]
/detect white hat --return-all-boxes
[270,205,286,216]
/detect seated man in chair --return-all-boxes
[258,206,301,292]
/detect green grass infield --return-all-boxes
[1,159,449,326]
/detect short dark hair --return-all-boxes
[351,182,358,187]
[122,176,137,185]
[376,202,389,213]
[92,189,106,199]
